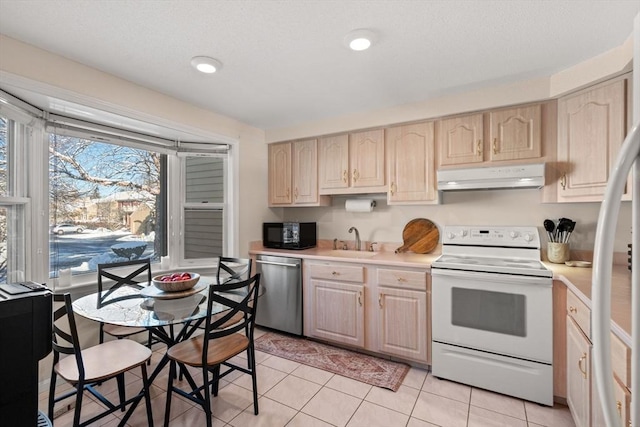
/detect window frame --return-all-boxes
[1,88,238,289]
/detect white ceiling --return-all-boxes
[0,0,638,131]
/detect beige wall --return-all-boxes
[270,35,635,255]
[1,33,635,258]
[283,192,633,254]
[265,34,633,143]
[0,35,278,258]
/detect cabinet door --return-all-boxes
[268,142,292,205]
[557,79,627,202]
[377,287,427,362]
[386,122,436,203]
[567,317,591,427]
[592,374,630,427]
[318,134,349,190]
[437,113,484,166]
[349,129,385,188]
[292,139,319,204]
[309,279,365,347]
[489,104,542,162]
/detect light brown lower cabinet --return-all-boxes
[376,286,427,362]
[564,288,632,427]
[307,279,365,348]
[567,316,591,427]
[305,263,366,347]
[304,262,430,364]
[591,374,630,427]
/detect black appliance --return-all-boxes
[0,285,53,427]
[263,222,316,250]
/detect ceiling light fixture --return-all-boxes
[344,29,376,51]
[190,56,223,74]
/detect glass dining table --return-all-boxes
[72,274,252,384]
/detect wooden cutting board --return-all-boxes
[395,218,439,254]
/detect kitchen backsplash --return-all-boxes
[281,189,633,253]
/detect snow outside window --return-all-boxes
[48,132,167,279]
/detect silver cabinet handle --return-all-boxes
[256,260,300,268]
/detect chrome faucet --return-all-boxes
[348,227,361,251]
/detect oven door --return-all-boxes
[431,268,552,363]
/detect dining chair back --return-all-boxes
[97,258,156,346]
[164,274,261,427]
[97,258,152,306]
[216,256,252,284]
[48,293,154,427]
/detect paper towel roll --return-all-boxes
[345,199,376,212]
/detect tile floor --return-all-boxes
[40,328,576,427]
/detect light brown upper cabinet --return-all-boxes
[386,121,437,204]
[437,105,543,167]
[319,129,385,195]
[268,142,292,205]
[268,139,330,207]
[437,113,484,166]
[556,78,629,202]
[488,104,542,162]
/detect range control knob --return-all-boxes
[459,229,468,237]
[523,233,534,242]
[510,231,520,239]
[447,232,455,240]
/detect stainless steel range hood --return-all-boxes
[437,163,545,191]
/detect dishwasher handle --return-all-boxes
[256,259,300,268]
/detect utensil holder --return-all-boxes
[548,242,570,264]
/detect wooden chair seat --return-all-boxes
[56,339,151,383]
[168,333,248,367]
[103,324,147,339]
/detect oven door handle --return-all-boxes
[431,268,551,286]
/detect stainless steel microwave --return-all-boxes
[262,222,317,250]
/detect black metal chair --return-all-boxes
[212,257,253,327]
[216,256,252,284]
[48,293,154,427]
[97,258,157,349]
[163,274,261,427]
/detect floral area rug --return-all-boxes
[254,332,409,391]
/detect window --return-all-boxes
[48,131,166,278]
[181,155,227,262]
[1,88,236,287]
[0,115,29,283]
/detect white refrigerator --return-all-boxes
[592,13,640,427]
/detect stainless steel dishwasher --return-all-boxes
[255,254,302,335]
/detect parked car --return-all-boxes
[51,224,84,235]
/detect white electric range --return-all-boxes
[431,225,553,406]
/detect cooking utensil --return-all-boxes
[556,221,568,244]
[543,219,555,242]
[564,221,576,243]
[395,218,439,254]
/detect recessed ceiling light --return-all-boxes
[344,29,376,51]
[190,56,223,73]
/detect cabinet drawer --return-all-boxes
[567,290,590,338]
[308,264,364,283]
[611,332,630,387]
[377,268,427,290]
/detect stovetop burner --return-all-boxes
[432,226,552,278]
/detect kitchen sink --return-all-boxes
[324,250,378,259]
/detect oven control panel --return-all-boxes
[442,226,540,249]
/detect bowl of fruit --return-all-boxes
[152,272,200,292]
